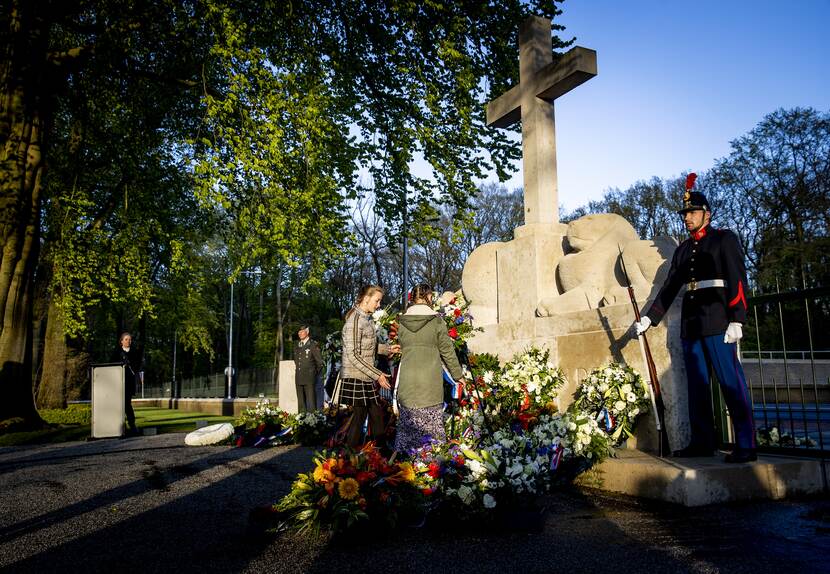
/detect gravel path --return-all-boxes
[1,434,828,574]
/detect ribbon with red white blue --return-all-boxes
[597,408,615,433]
[550,443,564,471]
[442,365,464,399]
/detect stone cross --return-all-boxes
[487,16,597,226]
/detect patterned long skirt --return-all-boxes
[394,403,446,454]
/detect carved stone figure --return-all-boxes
[536,214,676,317]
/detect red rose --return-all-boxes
[422,488,434,496]
[427,462,441,478]
[448,327,458,339]
[453,308,462,318]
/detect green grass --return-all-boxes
[0,425,92,446]
[133,407,235,434]
[0,406,236,446]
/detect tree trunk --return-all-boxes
[0,2,50,426]
[272,268,282,390]
[36,294,91,409]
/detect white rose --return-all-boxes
[620,384,632,395]
[483,494,497,508]
[614,400,626,412]
[468,458,485,478]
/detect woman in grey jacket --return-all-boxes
[394,283,464,454]
[340,285,399,448]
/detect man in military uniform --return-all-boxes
[634,178,756,463]
[293,325,323,412]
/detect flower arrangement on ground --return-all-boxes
[273,350,627,533]
[570,363,651,445]
[416,411,613,518]
[496,347,566,416]
[234,400,338,448]
[290,411,334,446]
[234,400,291,447]
[236,399,289,431]
[275,442,422,533]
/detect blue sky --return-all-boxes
[491,0,830,212]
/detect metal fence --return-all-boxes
[141,367,277,399]
[716,285,830,456]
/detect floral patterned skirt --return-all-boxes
[394,403,445,454]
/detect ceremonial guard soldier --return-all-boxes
[293,325,324,413]
[634,174,756,463]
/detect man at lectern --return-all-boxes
[113,332,143,435]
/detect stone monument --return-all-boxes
[462,16,689,452]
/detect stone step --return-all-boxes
[580,448,828,506]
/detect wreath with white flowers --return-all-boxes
[290,411,333,446]
[497,347,565,410]
[570,363,651,445]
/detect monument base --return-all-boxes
[468,301,690,454]
[580,449,828,506]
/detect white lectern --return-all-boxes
[91,363,125,438]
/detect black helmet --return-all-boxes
[677,191,710,214]
[677,172,709,214]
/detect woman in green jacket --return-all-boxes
[394,283,464,454]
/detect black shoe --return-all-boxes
[672,446,714,458]
[724,449,757,463]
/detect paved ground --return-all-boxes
[1,434,829,574]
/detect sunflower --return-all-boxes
[338,478,360,500]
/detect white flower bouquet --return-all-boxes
[235,399,288,430]
[570,363,651,445]
[289,410,334,446]
[497,347,565,411]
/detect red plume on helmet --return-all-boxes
[685,173,697,191]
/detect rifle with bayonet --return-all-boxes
[618,246,671,457]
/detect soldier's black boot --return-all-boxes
[724,448,757,463]
[672,445,714,457]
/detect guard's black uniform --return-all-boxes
[646,225,748,336]
[645,224,755,453]
[112,345,143,432]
